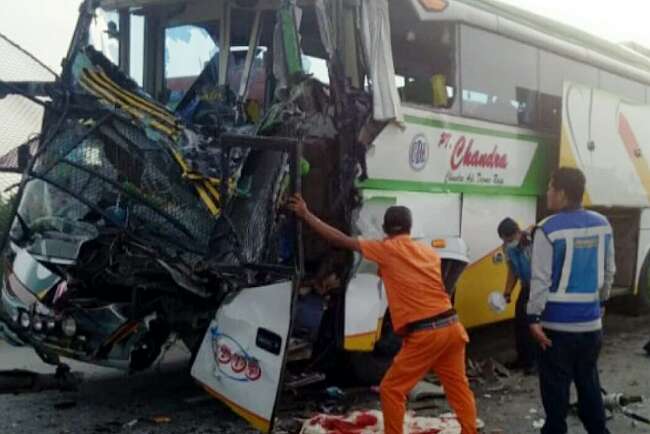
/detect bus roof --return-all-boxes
[100,0,284,10]
[101,0,650,86]
[414,0,650,85]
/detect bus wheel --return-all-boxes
[348,315,401,386]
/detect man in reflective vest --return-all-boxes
[528,167,615,434]
[288,194,477,434]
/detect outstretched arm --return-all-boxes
[288,194,361,252]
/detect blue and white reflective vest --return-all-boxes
[528,209,615,332]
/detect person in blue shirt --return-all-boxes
[528,167,615,434]
[497,218,536,373]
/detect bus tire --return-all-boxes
[348,315,401,386]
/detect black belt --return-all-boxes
[406,309,458,333]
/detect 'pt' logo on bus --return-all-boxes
[409,134,429,171]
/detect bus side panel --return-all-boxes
[635,209,650,293]
[561,81,650,208]
[190,281,294,433]
[454,194,537,328]
[343,273,383,351]
[360,189,461,240]
[353,189,461,341]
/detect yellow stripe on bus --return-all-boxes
[344,331,377,351]
[80,74,177,137]
[83,69,179,133]
[619,113,650,205]
[199,382,271,433]
[81,75,221,216]
[93,70,178,125]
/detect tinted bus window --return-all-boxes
[539,51,598,132]
[540,51,598,95]
[164,24,218,110]
[460,25,537,127]
[302,55,329,84]
[89,10,119,65]
[130,14,145,87]
[392,22,458,112]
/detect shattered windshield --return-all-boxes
[165,24,219,109]
[13,180,90,234]
[88,9,120,66]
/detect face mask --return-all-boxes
[506,240,519,249]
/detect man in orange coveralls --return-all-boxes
[288,194,477,434]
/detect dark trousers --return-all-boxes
[538,329,609,434]
[514,284,536,367]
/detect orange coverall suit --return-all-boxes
[359,235,477,434]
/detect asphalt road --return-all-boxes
[1,308,649,434]
[0,343,258,434]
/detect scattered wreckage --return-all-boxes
[0,0,469,431]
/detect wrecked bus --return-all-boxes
[0,0,468,431]
[4,0,650,431]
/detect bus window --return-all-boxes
[539,50,598,132]
[303,55,330,84]
[540,51,598,95]
[130,14,145,87]
[299,8,331,86]
[391,20,458,111]
[164,24,218,109]
[245,47,268,107]
[460,25,538,127]
[89,10,120,65]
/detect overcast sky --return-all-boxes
[1,0,650,72]
[499,0,650,46]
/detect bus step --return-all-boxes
[284,371,326,389]
[287,337,313,362]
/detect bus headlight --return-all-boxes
[61,317,77,337]
[19,312,31,329]
[33,317,44,332]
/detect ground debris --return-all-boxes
[285,372,327,389]
[149,415,172,424]
[532,418,545,429]
[467,358,510,381]
[0,366,82,394]
[408,380,445,402]
[53,401,77,410]
[92,421,122,433]
[408,399,440,412]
